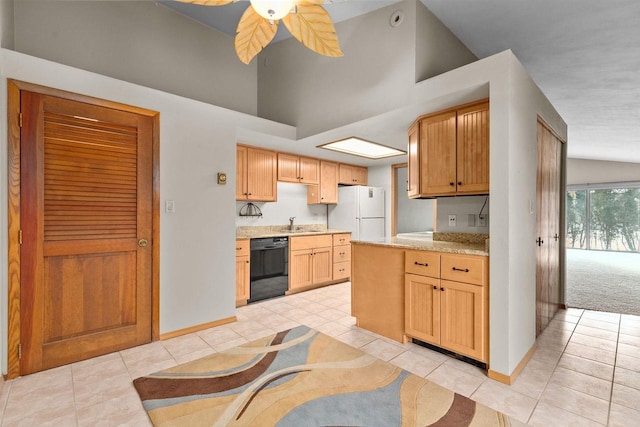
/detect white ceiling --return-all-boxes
[165,0,640,164]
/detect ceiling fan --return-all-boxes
[178,0,343,64]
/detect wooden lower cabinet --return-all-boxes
[404,250,488,362]
[235,240,250,306]
[439,280,485,361]
[289,235,333,292]
[405,274,440,344]
[332,233,351,281]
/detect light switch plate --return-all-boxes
[166,200,175,213]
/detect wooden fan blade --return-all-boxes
[282,4,343,58]
[176,0,236,5]
[235,6,279,64]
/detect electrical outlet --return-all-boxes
[478,214,487,227]
[448,214,456,227]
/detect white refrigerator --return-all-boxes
[328,186,385,241]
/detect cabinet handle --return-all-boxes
[414,261,428,267]
[433,285,437,290]
[236,247,241,250]
[536,237,544,246]
[458,181,462,186]
[449,182,454,186]
[245,260,249,264]
[340,252,345,255]
[452,267,469,272]
[440,287,445,291]
[554,233,559,241]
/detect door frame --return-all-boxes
[6,79,161,379]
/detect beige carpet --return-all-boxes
[134,326,523,426]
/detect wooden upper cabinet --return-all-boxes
[237,145,277,201]
[236,145,248,200]
[277,153,319,185]
[407,122,420,198]
[338,163,368,186]
[456,102,490,194]
[307,160,338,204]
[408,99,489,198]
[421,110,458,196]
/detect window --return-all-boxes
[567,183,640,252]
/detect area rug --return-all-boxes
[133,326,523,426]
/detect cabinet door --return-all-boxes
[236,146,248,200]
[320,161,338,203]
[440,280,485,361]
[312,246,333,284]
[338,164,353,184]
[235,255,250,305]
[247,147,277,201]
[277,153,300,183]
[299,157,320,185]
[456,102,489,194]
[353,166,368,185]
[420,111,457,196]
[405,274,440,345]
[407,122,420,198]
[289,249,313,290]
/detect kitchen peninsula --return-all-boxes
[351,234,490,364]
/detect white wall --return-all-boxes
[12,0,257,115]
[235,182,327,228]
[396,167,434,233]
[258,0,476,137]
[435,196,488,234]
[0,49,296,374]
[567,158,640,185]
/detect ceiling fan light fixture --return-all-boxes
[250,0,295,20]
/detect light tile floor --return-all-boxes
[1,282,639,426]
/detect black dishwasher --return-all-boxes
[249,237,289,303]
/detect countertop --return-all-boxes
[352,236,489,256]
[236,227,350,239]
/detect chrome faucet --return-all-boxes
[289,216,296,231]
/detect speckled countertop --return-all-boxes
[352,236,489,256]
[236,225,349,239]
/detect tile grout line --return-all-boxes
[606,314,622,426]
[526,309,583,425]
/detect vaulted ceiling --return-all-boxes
[164,0,640,163]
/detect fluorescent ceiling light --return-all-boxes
[318,137,406,159]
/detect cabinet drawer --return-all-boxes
[441,254,487,286]
[332,233,351,246]
[333,245,351,262]
[333,261,351,280]
[405,251,441,278]
[235,239,249,257]
[290,234,332,251]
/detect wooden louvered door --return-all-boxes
[20,91,153,374]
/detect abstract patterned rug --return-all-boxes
[133,326,524,426]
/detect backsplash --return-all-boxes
[236,182,327,227]
[435,195,490,234]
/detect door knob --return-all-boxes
[138,239,148,248]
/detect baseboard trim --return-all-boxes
[487,343,537,385]
[159,316,237,340]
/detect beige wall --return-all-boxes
[257,0,476,137]
[0,0,14,49]
[567,158,640,185]
[12,0,257,115]
[415,0,476,83]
